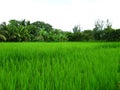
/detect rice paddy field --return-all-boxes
[0,42,120,90]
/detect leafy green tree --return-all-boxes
[6,20,30,41]
[93,19,104,40]
[73,25,81,33]
[51,29,68,41]
[0,18,120,42]
[82,30,93,41]
[32,21,53,33]
[101,19,115,41]
[72,25,82,41]
[0,22,8,41]
[115,29,120,41]
[64,31,74,41]
[32,21,54,41]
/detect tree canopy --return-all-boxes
[0,19,120,42]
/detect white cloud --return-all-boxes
[0,0,120,31]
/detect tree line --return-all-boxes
[0,19,120,42]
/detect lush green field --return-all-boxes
[0,42,120,90]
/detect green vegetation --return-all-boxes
[0,19,120,42]
[0,42,120,90]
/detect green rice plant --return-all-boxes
[0,42,120,90]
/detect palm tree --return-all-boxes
[0,22,8,41]
[6,19,30,41]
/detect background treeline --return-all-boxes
[0,19,120,42]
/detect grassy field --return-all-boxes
[0,42,120,90]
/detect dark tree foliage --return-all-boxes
[0,19,120,42]
[72,25,82,41]
[81,30,93,41]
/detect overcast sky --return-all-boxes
[0,0,120,31]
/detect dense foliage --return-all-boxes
[0,19,120,42]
